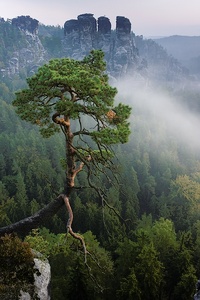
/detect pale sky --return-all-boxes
[1,0,200,37]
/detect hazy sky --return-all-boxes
[1,0,200,37]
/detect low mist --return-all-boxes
[116,77,200,153]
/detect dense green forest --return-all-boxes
[1,21,200,299]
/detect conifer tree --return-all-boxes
[0,50,131,247]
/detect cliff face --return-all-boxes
[0,16,47,78]
[111,16,138,77]
[62,14,139,78]
[135,35,188,82]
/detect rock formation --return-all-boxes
[5,16,47,77]
[0,13,188,83]
[12,15,39,34]
[97,16,112,62]
[19,252,51,300]
[63,13,139,78]
[63,13,96,59]
[111,16,139,77]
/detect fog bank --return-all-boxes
[116,77,200,152]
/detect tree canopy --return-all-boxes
[13,50,131,190]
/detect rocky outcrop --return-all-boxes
[134,35,188,83]
[0,234,51,300]
[62,13,139,78]
[2,16,47,77]
[33,257,51,300]
[62,19,80,58]
[0,13,188,82]
[12,16,39,34]
[110,16,139,77]
[98,16,111,34]
[97,16,112,62]
[19,252,51,300]
[78,13,97,53]
[63,13,97,59]
[62,13,189,81]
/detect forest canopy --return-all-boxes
[0,37,200,299]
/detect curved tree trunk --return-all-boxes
[0,195,64,237]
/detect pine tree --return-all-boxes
[1,50,131,246]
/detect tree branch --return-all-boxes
[0,195,65,237]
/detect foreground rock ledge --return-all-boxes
[19,251,51,300]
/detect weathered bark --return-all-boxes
[0,195,64,237]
